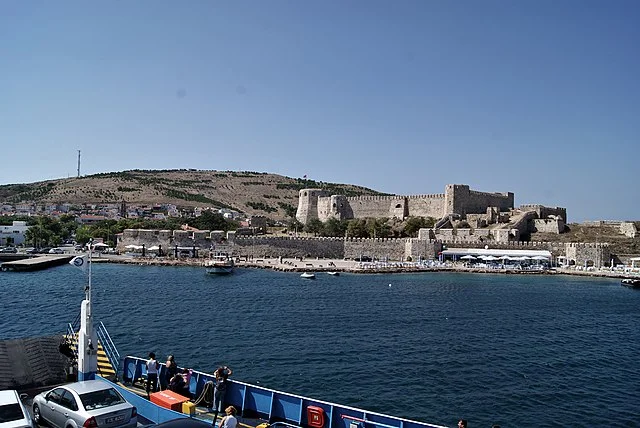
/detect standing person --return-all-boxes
[218,406,237,428]
[164,355,178,390]
[209,366,233,423]
[146,352,159,395]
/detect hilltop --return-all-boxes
[0,169,386,221]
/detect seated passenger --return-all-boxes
[168,373,191,398]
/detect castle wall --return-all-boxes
[405,239,442,261]
[233,236,344,258]
[119,228,613,268]
[620,222,637,238]
[532,218,565,234]
[565,243,611,267]
[344,237,407,261]
[406,194,445,218]
[446,184,514,216]
[520,204,568,223]
[345,195,406,220]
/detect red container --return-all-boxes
[150,390,190,411]
[307,406,325,428]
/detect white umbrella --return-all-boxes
[532,255,549,260]
[125,244,143,250]
[500,255,511,260]
[484,255,499,261]
[93,242,109,248]
[460,255,476,260]
[148,245,160,251]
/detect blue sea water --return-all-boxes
[2,264,640,428]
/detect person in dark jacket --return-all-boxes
[209,366,233,424]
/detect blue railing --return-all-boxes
[96,321,121,374]
[121,356,447,428]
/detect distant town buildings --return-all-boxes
[0,221,29,246]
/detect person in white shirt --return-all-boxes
[218,406,237,428]
[146,352,159,395]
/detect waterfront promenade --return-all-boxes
[93,253,640,280]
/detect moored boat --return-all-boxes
[300,272,315,279]
[327,271,339,276]
[621,278,640,288]
[204,254,234,275]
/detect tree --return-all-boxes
[402,216,436,237]
[366,218,391,238]
[305,219,324,236]
[286,218,304,235]
[75,226,93,245]
[346,219,368,238]
[323,218,347,237]
[189,210,234,231]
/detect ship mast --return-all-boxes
[77,240,98,380]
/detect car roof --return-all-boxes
[60,380,114,394]
[0,389,20,406]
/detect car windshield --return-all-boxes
[0,403,24,423]
[79,388,125,410]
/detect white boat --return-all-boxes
[327,271,340,276]
[300,272,315,279]
[205,254,234,275]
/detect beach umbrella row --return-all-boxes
[457,255,550,261]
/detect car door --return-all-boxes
[57,389,81,427]
[42,388,65,427]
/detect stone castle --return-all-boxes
[296,183,566,225]
[296,184,515,224]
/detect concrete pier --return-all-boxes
[0,255,74,272]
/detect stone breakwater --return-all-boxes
[92,254,639,279]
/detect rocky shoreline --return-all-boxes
[91,254,639,280]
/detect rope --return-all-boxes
[193,380,215,407]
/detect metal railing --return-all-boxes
[96,321,121,374]
[65,314,121,378]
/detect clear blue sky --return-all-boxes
[1,0,638,222]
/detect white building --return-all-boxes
[0,221,30,246]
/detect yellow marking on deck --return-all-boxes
[65,334,116,379]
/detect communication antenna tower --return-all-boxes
[77,150,81,178]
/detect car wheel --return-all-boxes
[33,403,46,426]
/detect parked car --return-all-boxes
[0,247,17,253]
[48,248,64,254]
[0,389,33,428]
[32,380,137,428]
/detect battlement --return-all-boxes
[565,242,610,248]
[519,204,544,210]
[234,235,345,242]
[406,193,445,199]
[345,195,402,202]
[469,190,511,198]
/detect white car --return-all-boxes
[32,380,136,428]
[0,389,33,428]
[48,248,65,254]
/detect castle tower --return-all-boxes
[296,189,329,224]
[444,184,469,216]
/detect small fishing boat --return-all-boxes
[300,272,315,279]
[621,278,640,288]
[327,271,340,276]
[205,253,234,275]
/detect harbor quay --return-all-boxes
[93,252,640,280]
